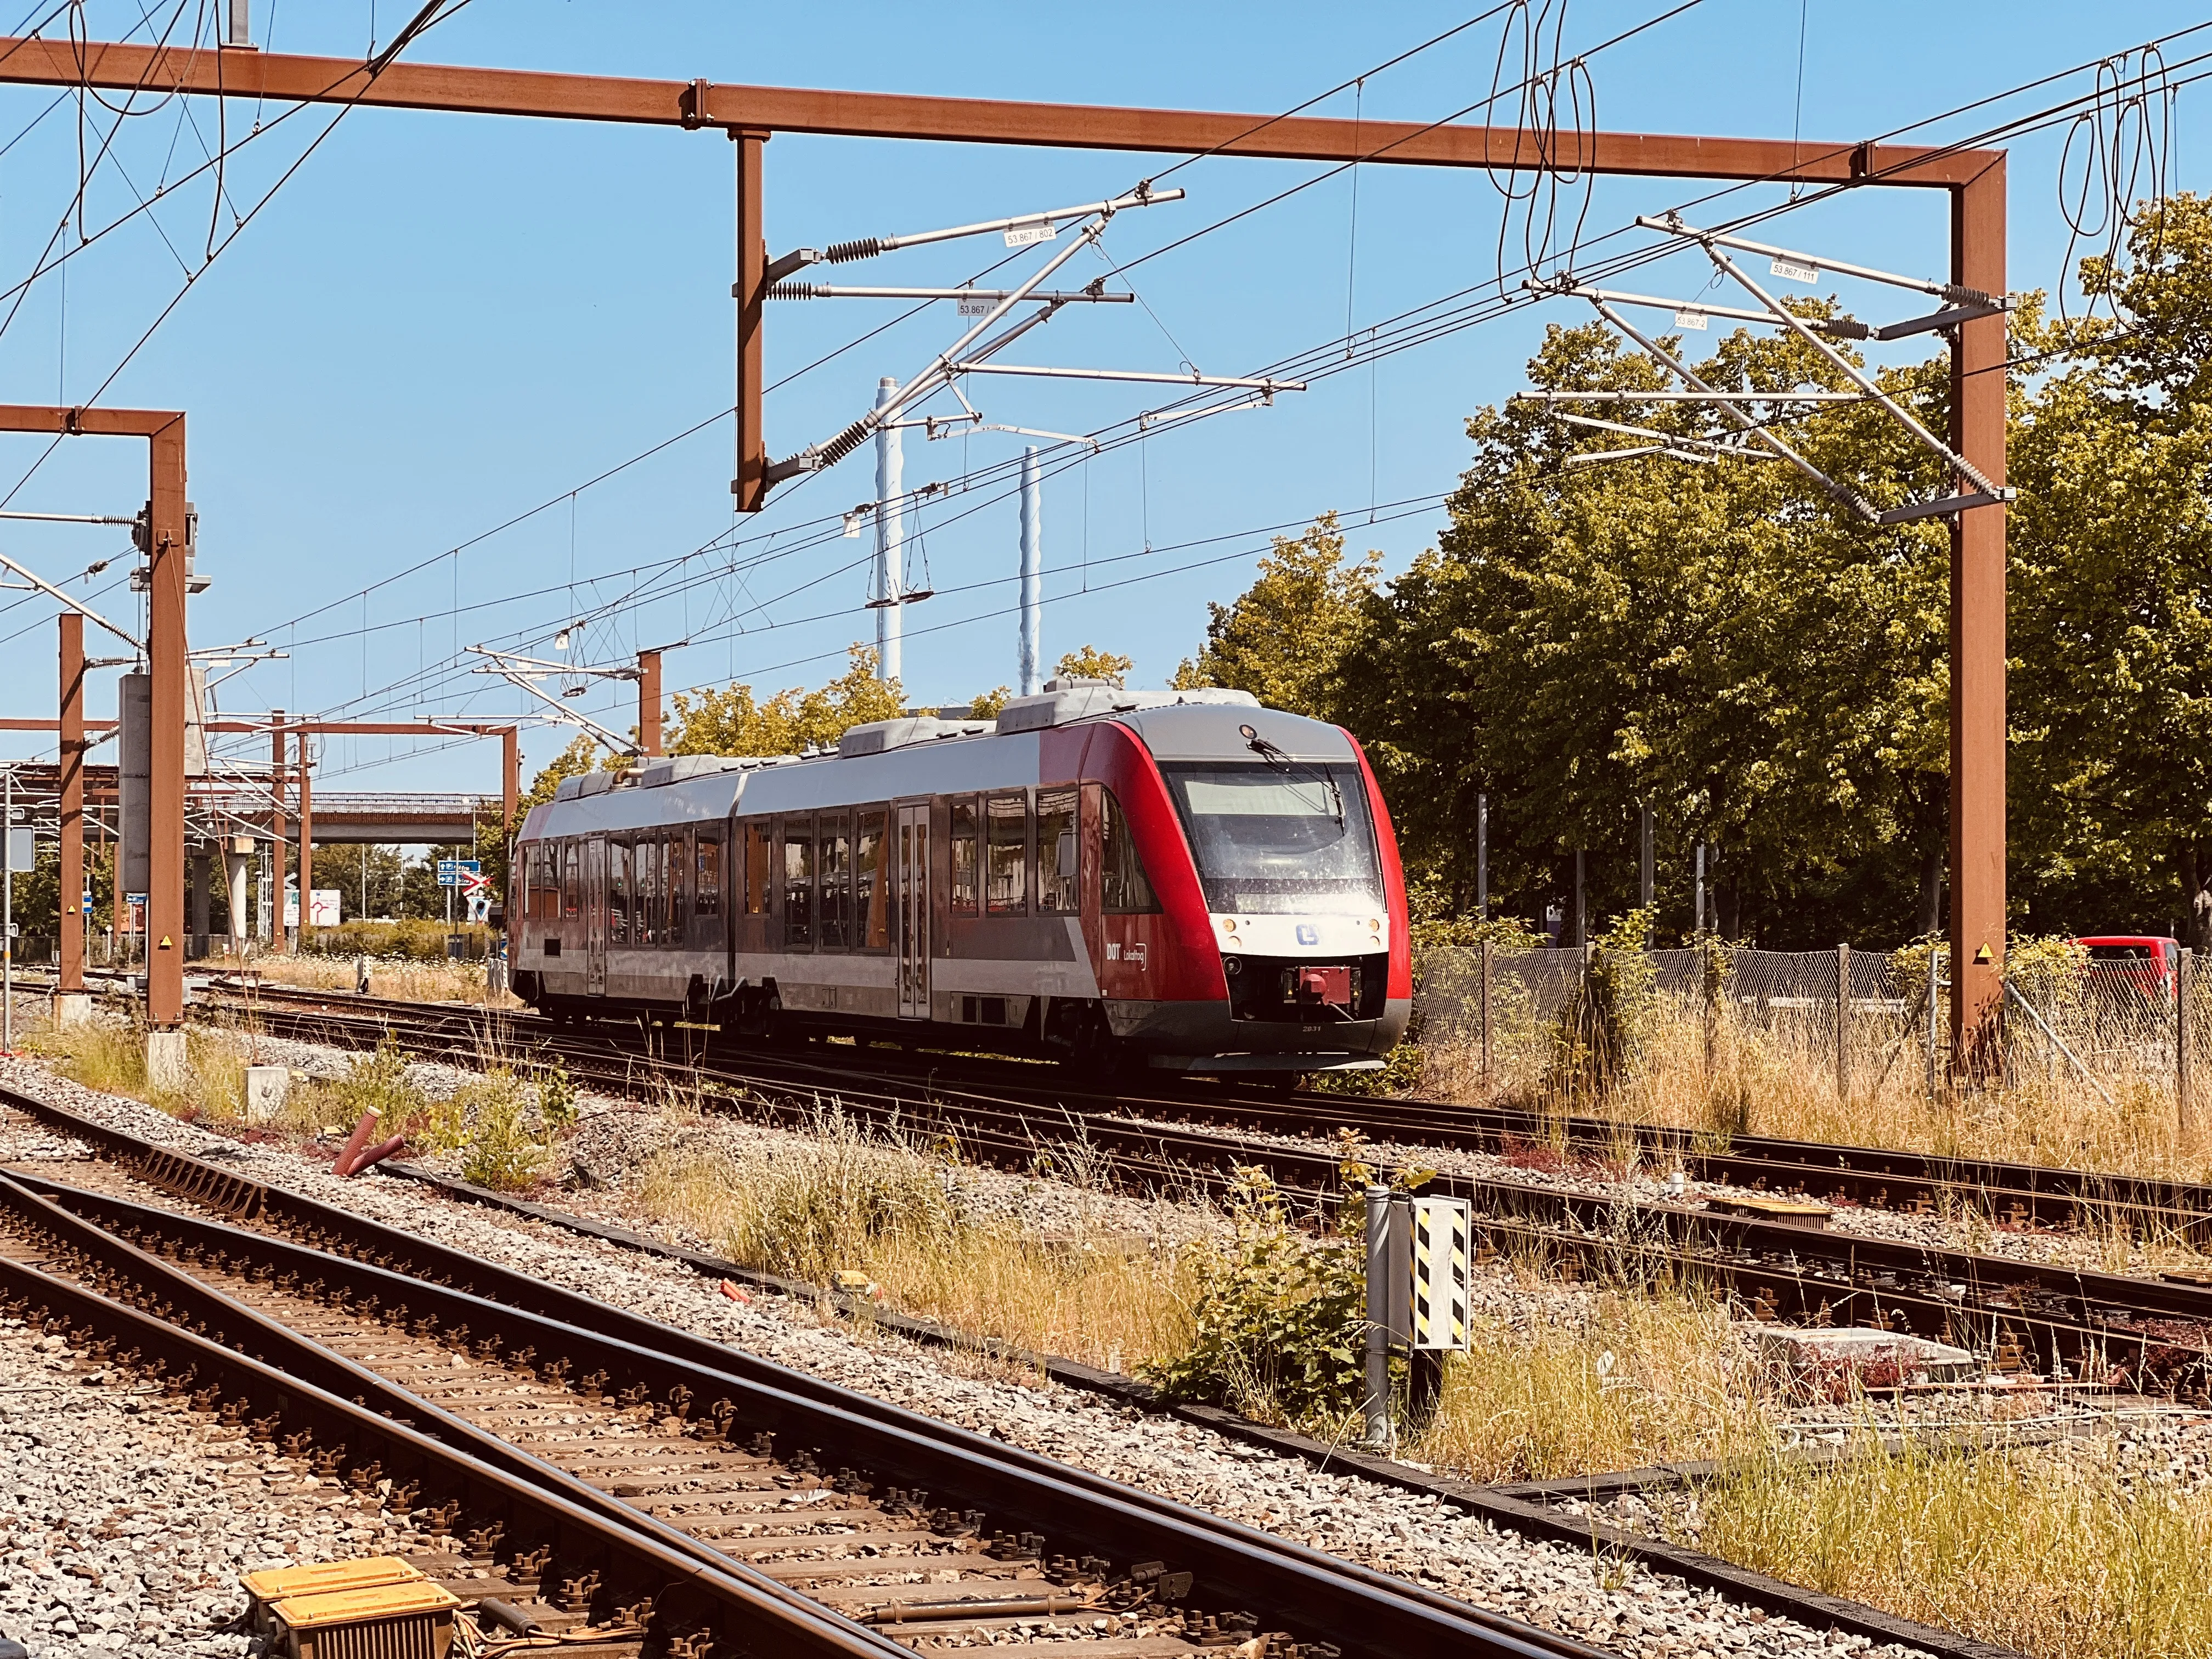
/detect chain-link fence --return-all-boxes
[1413,941,2210,1132]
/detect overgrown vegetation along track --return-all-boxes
[210,977,2212,1241]
[0,1084,1602,1659]
[194,983,2212,1402]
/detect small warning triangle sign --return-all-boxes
[1973,943,1993,964]
[157,935,173,949]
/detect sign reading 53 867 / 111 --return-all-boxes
[435,859,482,889]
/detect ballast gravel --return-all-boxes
[0,1313,417,1657]
[0,1050,1935,1659]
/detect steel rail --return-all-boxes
[1,1082,2035,1659]
[185,993,2212,1397]
[206,978,2212,1239]
[0,1177,901,1657]
[0,1090,1603,1659]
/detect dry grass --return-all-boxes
[245,953,521,1008]
[1683,1436,2212,1659]
[1410,1284,1778,1481]
[633,1113,1199,1374]
[1419,996,2212,1187]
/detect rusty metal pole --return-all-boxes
[144,415,189,1026]
[57,612,84,995]
[296,730,313,944]
[638,650,663,757]
[269,713,287,955]
[1948,160,2008,1079]
[731,128,768,514]
[500,727,518,835]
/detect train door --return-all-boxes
[583,837,607,996]
[896,803,929,1019]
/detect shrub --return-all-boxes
[458,1072,548,1191]
[1146,1169,1364,1429]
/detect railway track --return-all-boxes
[184,981,2212,1402]
[202,975,2212,1242]
[0,1082,1605,1659]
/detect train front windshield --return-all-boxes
[1160,761,1382,915]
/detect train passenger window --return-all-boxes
[950,799,980,915]
[1098,789,1159,914]
[526,844,555,920]
[1036,788,1079,913]
[659,833,684,947]
[609,839,632,946]
[856,810,888,949]
[986,793,1029,915]
[742,820,772,915]
[817,813,851,950]
[693,831,723,950]
[562,841,580,919]
[782,817,814,949]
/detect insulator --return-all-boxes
[766,283,816,301]
[823,237,883,264]
[815,418,873,469]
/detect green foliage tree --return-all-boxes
[1053,645,1133,687]
[668,644,904,756]
[1333,313,1953,942]
[1171,511,1380,717]
[518,734,601,814]
[2005,194,2212,944]
[967,686,1012,719]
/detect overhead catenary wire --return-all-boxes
[206,12,2212,736]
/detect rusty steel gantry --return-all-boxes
[0,36,2008,1064]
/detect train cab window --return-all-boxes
[1097,788,1160,914]
[818,812,851,949]
[609,840,632,946]
[986,793,1029,915]
[562,842,580,919]
[856,810,889,949]
[782,817,814,949]
[742,820,772,915]
[1037,788,1079,913]
[950,798,980,915]
[694,831,723,947]
[665,832,689,948]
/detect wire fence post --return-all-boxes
[1925,946,1945,1099]
[1835,941,1851,1105]
[2180,946,2195,1136]
[1478,937,1493,1081]
[1702,939,1720,1081]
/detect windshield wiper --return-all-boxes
[1244,729,1344,827]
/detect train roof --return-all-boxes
[522,680,1361,838]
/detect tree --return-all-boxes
[518,734,602,814]
[1054,645,1133,687]
[668,644,904,756]
[2004,194,2212,942]
[1331,315,1954,943]
[1171,511,1380,717]
[967,686,1012,719]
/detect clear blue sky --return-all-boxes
[0,0,2201,798]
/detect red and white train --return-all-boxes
[508,680,1410,1079]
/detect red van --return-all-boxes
[2075,935,2179,1001]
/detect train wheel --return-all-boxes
[1065,1005,1126,1082]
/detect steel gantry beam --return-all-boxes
[0,35,2012,1066]
[0,407,189,1025]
